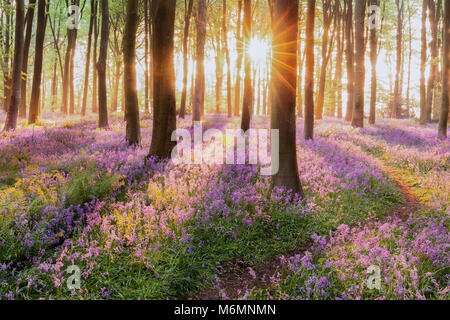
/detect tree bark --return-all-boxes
[234,0,242,116]
[19,0,36,119]
[344,0,354,122]
[179,0,194,119]
[271,0,304,198]
[81,0,95,116]
[223,0,232,118]
[241,0,252,132]
[3,0,24,131]
[369,0,379,125]
[193,0,207,122]
[123,0,141,145]
[393,0,404,119]
[352,0,365,128]
[426,0,440,122]
[304,0,315,140]
[28,0,47,124]
[92,0,99,113]
[97,0,109,128]
[149,0,177,159]
[438,0,449,138]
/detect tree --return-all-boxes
[420,0,428,124]
[304,0,315,140]
[393,0,404,119]
[234,0,242,116]
[193,0,207,122]
[271,0,304,197]
[28,0,47,124]
[19,0,37,119]
[352,0,365,128]
[438,0,449,139]
[315,0,334,120]
[3,0,25,131]
[149,0,177,159]
[97,0,109,128]
[179,0,194,119]
[62,1,80,114]
[123,0,140,145]
[223,0,232,118]
[426,0,441,122]
[369,0,380,125]
[240,0,252,132]
[344,0,354,122]
[81,0,95,116]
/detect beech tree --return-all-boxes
[304,0,315,140]
[3,0,24,132]
[193,0,207,122]
[352,0,365,128]
[28,0,47,124]
[149,0,177,159]
[240,0,252,132]
[123,0,140,145]
[271,0,304,197]
[438,0,449,139]
[97,0,109,128]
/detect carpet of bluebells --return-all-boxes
[0,113,448,300]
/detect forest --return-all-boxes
[0,0,448,301]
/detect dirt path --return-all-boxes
[190,159,422,300]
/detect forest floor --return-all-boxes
[0,113,448,300]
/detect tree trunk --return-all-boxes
[2,4,11,112]
[3,0,24,131]
[179,0,194,119]
[149,0,177,159]
[369,0,379,125]
[19,0,36,119]
[92,0,99,113]
[28,0,46,124]
[144,0,150,115]
[214,30,223,114]
[352,0,365,128]
[393,0,404,119]
[97,0,109,128]
[234,0,243,116]
[81,0,95,116]
[420,0,428,124]
[241,0,252,132]
[438,0,449,139]
[315,0,333,120]
[111,59,121,113]
[344,0,354,122]
[271,0,304,198]
[123,0,141,145]
[304,0,315,140]
[427,0,440,122]
[223,0,232,118]
[193,0,207,122]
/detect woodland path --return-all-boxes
[190,155,423,300]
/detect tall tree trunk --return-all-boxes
[3,0,24,131]
[427,0,440,122]
[92,0,99,113]
[214,30,223,114]
[144,0,150,115]
[352,0,365,128]
[344,0,354,122]
[149,0,177,158]
[296,1,304,118]
[241,0,252,131]
[335,2,344,119]
[81,0,95,116]
[2,4,11,112]
[179,0,193,119]
[315,0,333,120]
[420,0,428,123]
[97,0,109,128]
[28,0,46,124]
[304,0,315,140]
[19,0,36,119]
[193,0,207,122]
[438,0,449,138]
[369,0,379,125]
[223,0,232,118]
[234,0,243,116]
[406,0,412,118]
[271,0,304,197]
[111,58,121,113]
[123,0,140,145]
[393,0,404,119]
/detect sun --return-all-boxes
[247,37,270,64]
